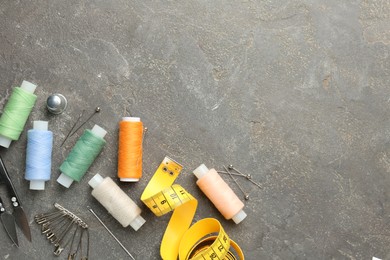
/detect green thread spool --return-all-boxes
[0,81,37,148]
[57,124,107,188]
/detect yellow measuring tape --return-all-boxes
[141,157,245,260]
[180,218,245,260]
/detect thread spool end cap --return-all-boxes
[0,135,12,148]
[193,164,209,179]
[20,80,37,93]
[57,173,74,188]
[129,215,146,231]
[232,209,247,224]
[30,180,45,190]
[120,177,140,182]
[33,121,48,131]
[122,117,141,122]
[91,125,107,138]
[88,174,104,189]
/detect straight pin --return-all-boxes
[248,178,262,189]
[141,127,148,146]
[228,165,262,189]
[89,208,135,260]
[69,107,101,138]
[217,171,244,177]
[61,110,85,146]
[223,166,249,200]
[228,165,249,177]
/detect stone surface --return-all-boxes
[0,0,390,259]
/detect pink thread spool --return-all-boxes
[193,164,247,224]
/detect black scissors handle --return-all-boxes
[0,156,22,209]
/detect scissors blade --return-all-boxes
[13,207,31,242]
[0,156,32,242]
[1,212,19,246]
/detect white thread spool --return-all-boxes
[88,173,146,231]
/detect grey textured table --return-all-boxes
[1,1,390,259]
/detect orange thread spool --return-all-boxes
[118,117,143,182]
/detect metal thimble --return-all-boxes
[46,94,68,114]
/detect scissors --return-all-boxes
[0,156,32,246]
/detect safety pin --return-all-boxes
[36,204,89,257]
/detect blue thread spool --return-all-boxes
[25,121,53,190]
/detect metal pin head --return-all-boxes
[244,194,250,200]
[228,165,234,170]
[47,94,68,114]
[95,107,101,113]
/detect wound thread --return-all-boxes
[193,164,247,224]
[118,117,143,182]
[25,121,53,190]
[88,174,145,231]
[0,83,37,141]
[59,128,106,183]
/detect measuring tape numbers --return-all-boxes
[141,157,244,260]
[141,157,198,260]
[179,218,244,260]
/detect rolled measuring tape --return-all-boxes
[141,157,245,260]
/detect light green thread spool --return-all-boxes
[0,81,37,148]
[57,125,107,188]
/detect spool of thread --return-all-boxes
[57,124,107,188]
[118,117,143,182]
[25,121,53,190]
[193,164,247,224]
[88,173,146,231]
[0,80,37,148]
